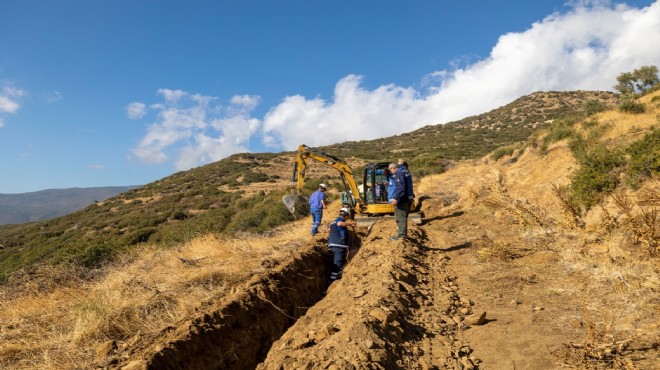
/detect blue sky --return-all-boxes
[1,0,658,194]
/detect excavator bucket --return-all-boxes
[283,194,310,219]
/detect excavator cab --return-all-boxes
[362,163,396,216]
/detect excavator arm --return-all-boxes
[290,144,365,212]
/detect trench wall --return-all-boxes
[115,244,331,370]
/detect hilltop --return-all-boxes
[0,89,658,369]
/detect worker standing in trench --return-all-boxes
[327,207,356,283]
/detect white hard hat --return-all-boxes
[319,183,327,189]
[339,207,351,214]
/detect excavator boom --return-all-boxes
[291,145,364,209]
[283,144,422,226]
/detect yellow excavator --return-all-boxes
[282,144,422,226]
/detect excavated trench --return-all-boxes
[111,242,339,370]
[111,222,476,370]
[113,222,474,370]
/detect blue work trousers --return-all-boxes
[328,246,347,282]
[310,207,323,235]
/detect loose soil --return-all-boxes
[110,155,659,370]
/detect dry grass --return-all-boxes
[594,180,660,256]
[551,183,585,230]
[0,221,310,369]
[481,173,554,232]
[596,90,660,145]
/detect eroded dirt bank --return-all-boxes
[110,244,331,370]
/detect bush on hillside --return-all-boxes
[569,136,625,209]
[626,129,660,188]
[583,99,607,117]
[540,119,577,152]
[60,236,122,269]
[242,171,270,184]
[490,145,518,161]
[618,95,646,114]
[226,193,293,234]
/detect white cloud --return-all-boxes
[126,102,146,119]
[261,0,660,150]
[87,164,105,169]
[132,91,261,170]
[261,75,431,149]
[0,84,25,127]
[230,94,261,110]
[157,88,188,103]
[133,1,660,169]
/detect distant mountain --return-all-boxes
[0,186,139,225]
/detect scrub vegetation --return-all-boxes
[0,79,658,368]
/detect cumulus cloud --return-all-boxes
[262,0,660,150]
[262,75,431,149]
[133,1,660,169]
[126,102,146,119]
[131,90,261,170]
[0,84,25,127]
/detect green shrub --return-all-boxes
[171,210,188,220]
[569,136,625,209]
[626,129,660,188]
[62,236,121,269]
[490,145,516,161]
[121,228,156,245]
[583,99,606,117]
[242,171,269,184]
[541,120,576,152]
[226,192,294,234]
[618,96,646,114]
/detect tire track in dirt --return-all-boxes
[401,222,484,370]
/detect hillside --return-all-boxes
[0,89,657,369]
[0,90,616,281]
[0,186,138,225]
[318,90,617,174]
